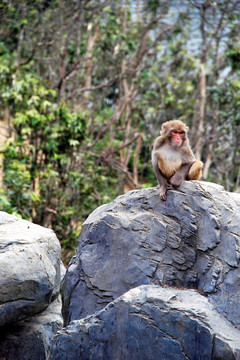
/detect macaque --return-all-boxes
[152,120,203,200]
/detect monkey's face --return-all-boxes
[160,120,188,148]
[170,129,185,147]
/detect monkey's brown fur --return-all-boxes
[152,120,203,200]
[187,160,203,180]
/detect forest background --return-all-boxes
[1,0,240,263]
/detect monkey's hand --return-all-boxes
[159,184,171,201]
[169,173,184,188]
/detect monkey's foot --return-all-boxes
[169,173,184,188]
[159,184,171,200]
[160,191,168,201]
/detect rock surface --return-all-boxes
[49,285,240,360]
[0,211,63,359]
[0,297,63,360]
[0,211,61,327]
[62,181,240,331]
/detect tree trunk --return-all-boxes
[195,62,206,160]
[81,21,99,105]
[0,108,10,189]
[133,134,143,185]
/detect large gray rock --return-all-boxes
[49,285,240,360]
[62,181,240,330]
[0,211,64,359]
[0,297,63,360]
[0,211,61,327]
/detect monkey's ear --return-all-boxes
[161,122,168,130]
[161,121,170,135]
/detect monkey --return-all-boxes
[152,120,203,200]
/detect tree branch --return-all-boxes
[16,48,35,68]
[86,84,137,150]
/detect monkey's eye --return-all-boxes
[172,130,178,134]
[179,131,184,135]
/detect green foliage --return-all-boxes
[227,43,240,70]
[0,52,115,258]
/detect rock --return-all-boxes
[0,211,61,327]
[49,285,240,360]
[0,297,63,360]
[62,181,240,331]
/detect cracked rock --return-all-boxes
[0,212,61,327]
[49,285,240,360]
[62,181,240,331]
[0,297,63,360]
[0,212,64,359]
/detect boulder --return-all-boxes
[49,285,240,360]
[0,211,63,359]
[0,211,61,326]
[0,297,63,360]
[62,181,240,332]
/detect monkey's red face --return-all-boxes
[171,129,185,146]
